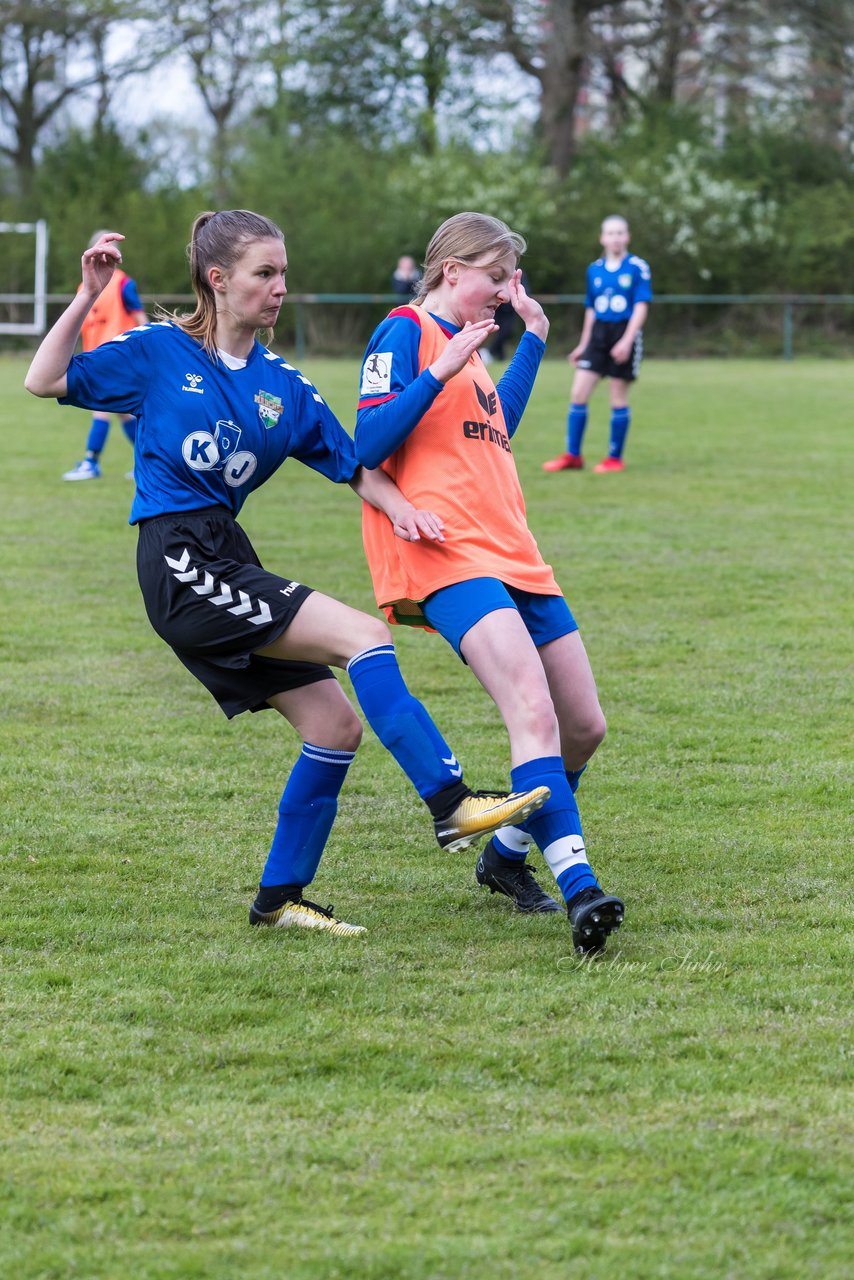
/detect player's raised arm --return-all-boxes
[25,233,125,399]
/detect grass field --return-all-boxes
[1,353,851,1279]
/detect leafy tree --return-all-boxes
[0,1,159,202]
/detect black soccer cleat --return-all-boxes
[475,839,561,914]
[567,886,625,955]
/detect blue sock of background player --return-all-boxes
[82,414,137,461]
[85,415,110,458]
[567,403,588,456]
[609,406,630,459]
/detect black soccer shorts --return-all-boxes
[136,506,335,718]
[576,318,643,382]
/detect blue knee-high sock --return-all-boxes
[347,645,463,801]
[86,417,110,456]
[121,416,137,445]
[609,407,630,459]
[567,403,588,456]
[510,756,599,903]
[494,763,588,859]
[260,743,355,888]
[566,763,587,794]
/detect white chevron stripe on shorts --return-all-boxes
[163,547,272,626]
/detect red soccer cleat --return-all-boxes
[542,452,584,472]
[593,457,625,473]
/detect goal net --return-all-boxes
[0,220,49,335]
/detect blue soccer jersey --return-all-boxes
[584,255,652,323]
[60,322,360,522]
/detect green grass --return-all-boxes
[1,353,851,1279]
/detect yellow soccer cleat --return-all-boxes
[249,894,366,937]
[434,786,550,853]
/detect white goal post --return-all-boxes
[0,219,49,335]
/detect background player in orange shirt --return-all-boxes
[355,212,625,954]
[62,229,147,481]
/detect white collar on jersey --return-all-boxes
[216,348,248,370]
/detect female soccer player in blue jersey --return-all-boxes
[354,212,625,954]
[25,211,548,937]
[544,214,652,474]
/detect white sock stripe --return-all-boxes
[495,825,534,853]
[542,835,590,879]
[346,644,395,673]
[302,744,356,765]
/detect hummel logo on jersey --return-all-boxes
[182,372,204,394]
[474,382,497,417]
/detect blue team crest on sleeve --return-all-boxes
[255,388,283,428]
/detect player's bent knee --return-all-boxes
[523,698,561,749]
[578,712,607,757]
[320,703,363,752]
[336,714,363,753]
[349,614,393,655]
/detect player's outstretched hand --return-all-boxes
[508,270,549,341]
[82,232,124,298]
[392,506,445,543]
[428,319,497,383]
[567,344,585,365]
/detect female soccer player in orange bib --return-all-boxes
[355,212,625,954]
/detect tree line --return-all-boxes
[1,1,853,310]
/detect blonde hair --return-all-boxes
[601,214,629,233]
[170,209,284,355]
[414,212,526,301]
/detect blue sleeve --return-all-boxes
[121,278,144,313]
[496,331,545,438]
[633,258,653,305]
[60,327,151,414]
[584,265,595,308]
[287,379,360,483]
[355,313,444,468]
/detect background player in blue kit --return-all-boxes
[544,214,651,474]
[62,229,147,482]
[25,210,548,937]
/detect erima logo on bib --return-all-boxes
[360,352,393,395]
